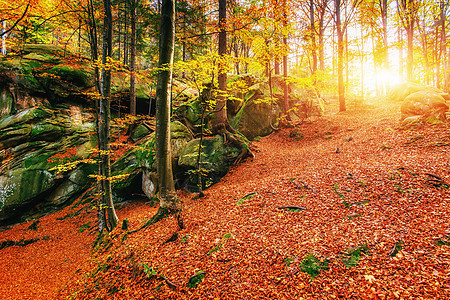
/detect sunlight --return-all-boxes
[375,70,403,87]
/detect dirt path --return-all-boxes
[1,103,449,299]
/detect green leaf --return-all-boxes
[187,271,206,288]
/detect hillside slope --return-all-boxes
[1,103,449,299]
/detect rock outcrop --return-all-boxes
[0,106,96,224]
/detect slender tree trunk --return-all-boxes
[398,28,404,79]
[419,19,429,84]
[214,0,228,131]
[400,0,414,81]
[100,0,119,231]
[118,3,121,62]
[406,19,414,81]
[335,0,345,111]
[318,0,327,71]
[282,0,290,120]
[155,0,180,215]
[123,0,129,66]
[443,2,449,92]
[2,21,7,55]
[310,0,317,75]
[274,58,280,75]
[283,37,289,117]
[130,0,137,115]
[436,1,446,88]
[381,0,388,70]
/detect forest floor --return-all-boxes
[0,100,449,299]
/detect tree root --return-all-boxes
[129,206,182,234]
[213,123,254,165]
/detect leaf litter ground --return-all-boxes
[1,102,449,299]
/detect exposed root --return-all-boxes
[129,206,181,234]
[213,123,255,165]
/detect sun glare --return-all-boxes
[375,70,403,87]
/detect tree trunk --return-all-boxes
[99,0,119,231]
[335,0,345,111]
[282,0,290,120]
[154,0,181,219]
[310,0,317,76]
[318,0,327,71]
[2,21,7,55]
[406,19,414,81]
[381,0,388,70]
[398,28,404,79]
[130,0,137,115]
[214,0,228,131]
[436,1,446,88]
[123,0,129,66]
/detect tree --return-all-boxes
[214,0,229,135]
[141,0,183,228]
[99,0,119,231]
[397,0,419,81]
[334,0,345,111]
[212,0,252,164]
[332,0,361,112]
[129,0,137,115]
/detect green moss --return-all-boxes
[300,253,329,280]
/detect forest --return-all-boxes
[0,0,449,298]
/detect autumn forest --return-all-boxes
[0,0,449,298]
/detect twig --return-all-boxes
[277,206,307,211]
[162,276,178,290]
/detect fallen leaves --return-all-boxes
[1,103,450,299]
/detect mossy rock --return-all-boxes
[111,121,192,197]
[0,105,95,225]
[48,65,94,88]
[0,107,52,131]
[178,135,240,191]
[0,44,94,105]
[130,124,152,142]
[46,163,96,206]
[0,168,55,223]
[230,98,278,140]
[20,44,69,57]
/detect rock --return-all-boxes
[0,169,56,223]
[0,107,52,132]
[230,98,278,140]
[142,170,157,199]
[401,91,449,122]
[130,123,152,142]
[111,121,193,198]
[401,115,423,129]
[46,163,96,206]
[0,87,14,116]
[178,135,240,191]
[388,82,449,102]
[0,106,95,225]
[0,44,94,107]
[110,72,156,115]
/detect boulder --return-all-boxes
[230,98,278,140]
[0,87,14,116]
[388,82,450,102]
[0,44,94,106]
[0,106,95,225]
[0,169,55,222]
[178,135,240,191]
[111,121,193,199]
[401,91,449,122]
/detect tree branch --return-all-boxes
[1,2,30,38]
